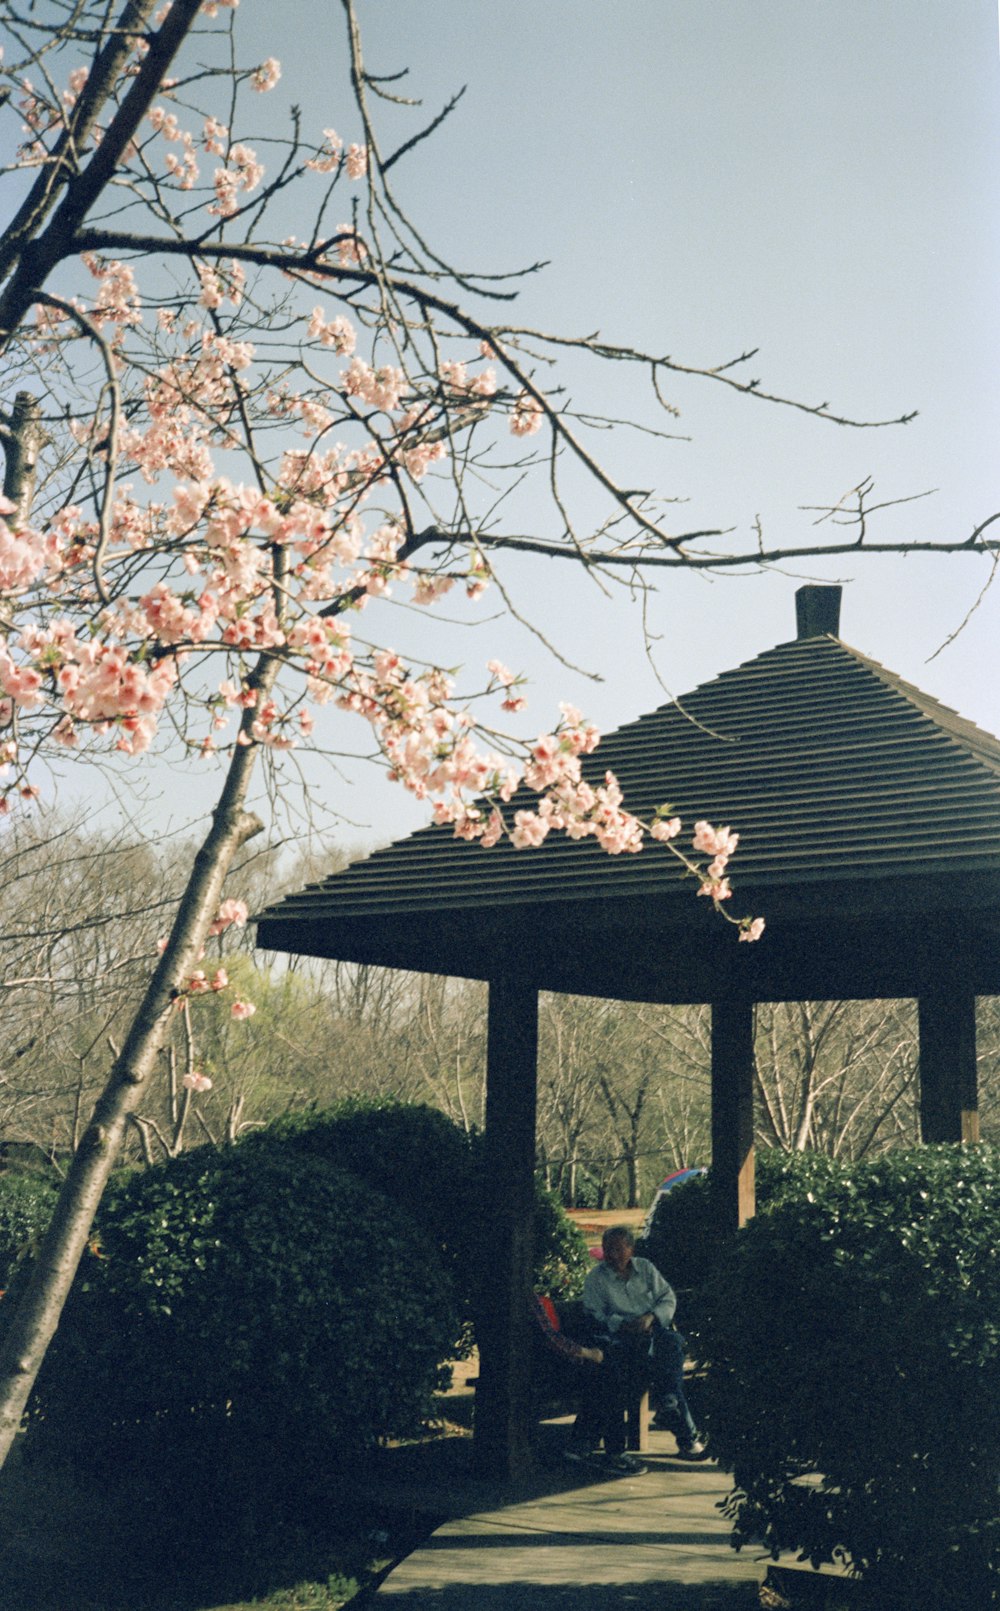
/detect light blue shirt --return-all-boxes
[582,1255,677,1335]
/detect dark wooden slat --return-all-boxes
[473,973,539,1480]
[711,997,756,1232]
[918,989,979,1144]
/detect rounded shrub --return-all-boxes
[259,1099,481,1293]
[257,1100,591,1320]
[638,1150,841,1332]
[527,1173,591,1299]
[697,1143,1000,1609]
[29,1141,459,1481]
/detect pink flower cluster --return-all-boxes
[342,357,407,413]
[510,392,544,438]
[0,80,765,946]
[251,57,281,92]
[209,898,249,935]
[306,307,357,354]
[692,820,739,900]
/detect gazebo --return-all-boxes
[256,585,1000,1476]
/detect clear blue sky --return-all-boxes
[40,3,1000,848]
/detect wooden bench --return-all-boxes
[533,1296,651,1454]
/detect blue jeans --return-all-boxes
[605,1326,697,1453]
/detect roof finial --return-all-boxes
[795,585,841,639]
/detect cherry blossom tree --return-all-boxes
[0,0,992,1467]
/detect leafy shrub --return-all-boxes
[638,1150,840,1330]
[0,1170,57,1293]
[697,1144,1000,1609]
[29,1142,459,1483]
[258,1100,590,1320]
[526,1172,591,1299]
[260,1099,481,1294]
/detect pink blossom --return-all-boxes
[345,142,368,180]
[307,308,357,354]
[692,821,739,859]
[209,896,249,935]
[0,520,49,593]
[739,917,766,943]
[202,115,228,154]
[510,392,544,437]
[231,999,256,1020]
[480,808,504,849]
[307,129,343,173]
[650,816,682,841]
[511,810,550,849]
[182,1071,212,1093]
[251,57,281,92]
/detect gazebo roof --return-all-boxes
[256,588,1000,1004]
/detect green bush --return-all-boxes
[697,1144,1000,1609]
[29,1142,459,1481]
[258,1100,590,1319]
[526,1173,591,1299]
[0,1170,57,1293]
[259,1099,482,1293]
[638,1151,840,1330]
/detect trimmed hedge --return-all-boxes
[697,1144,1000,1609]
[29,1142,459,1477]
[257,1099,481,1297]
[638,1151,841,1299]
[257,1100,591,1319]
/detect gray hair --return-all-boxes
[601,1224,636,1254]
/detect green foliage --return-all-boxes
[638,1151,839,1326]
[258,1100,591,1316]
[29,1141,459,1480]
[526,1174,591,1299]
[260,1098,481,1287]
[697,1144,1000,1609]
[0,1170,57,1292]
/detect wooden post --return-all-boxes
[711,997,756,1232]
[918,989,979,1143]
[473,973,539,1480]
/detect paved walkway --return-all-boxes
[365,1425,767,1611]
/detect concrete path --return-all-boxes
[368,1430,766,1610]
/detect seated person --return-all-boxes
[582,1225,709,1461]
[530,1291,645,1475]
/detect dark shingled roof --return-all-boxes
[256,595,1000,1001]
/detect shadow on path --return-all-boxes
[362,1582,760,1610]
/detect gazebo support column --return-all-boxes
[711,997,756,1231]
[473,973,539,1480]
[918,989,979,1143]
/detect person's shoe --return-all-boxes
[673,1437,711,1461]
[564,1445,599,1464]
[602,1452,647,1476]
